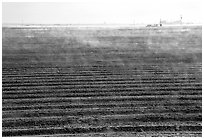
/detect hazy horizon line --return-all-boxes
[3,21,201,25]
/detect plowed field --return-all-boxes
[2,26,202,136]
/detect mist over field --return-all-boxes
[2,25,202,136]
[2,0,202,137]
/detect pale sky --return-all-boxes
[2,0,203,24]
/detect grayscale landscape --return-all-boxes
[2,1,202,137]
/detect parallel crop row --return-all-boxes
[2,26,202,136]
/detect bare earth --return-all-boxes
[2,25,202,137]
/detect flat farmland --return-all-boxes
[2,26,202,137]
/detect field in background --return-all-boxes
[2,26,202,136]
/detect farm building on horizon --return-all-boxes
[146,16,183,27]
